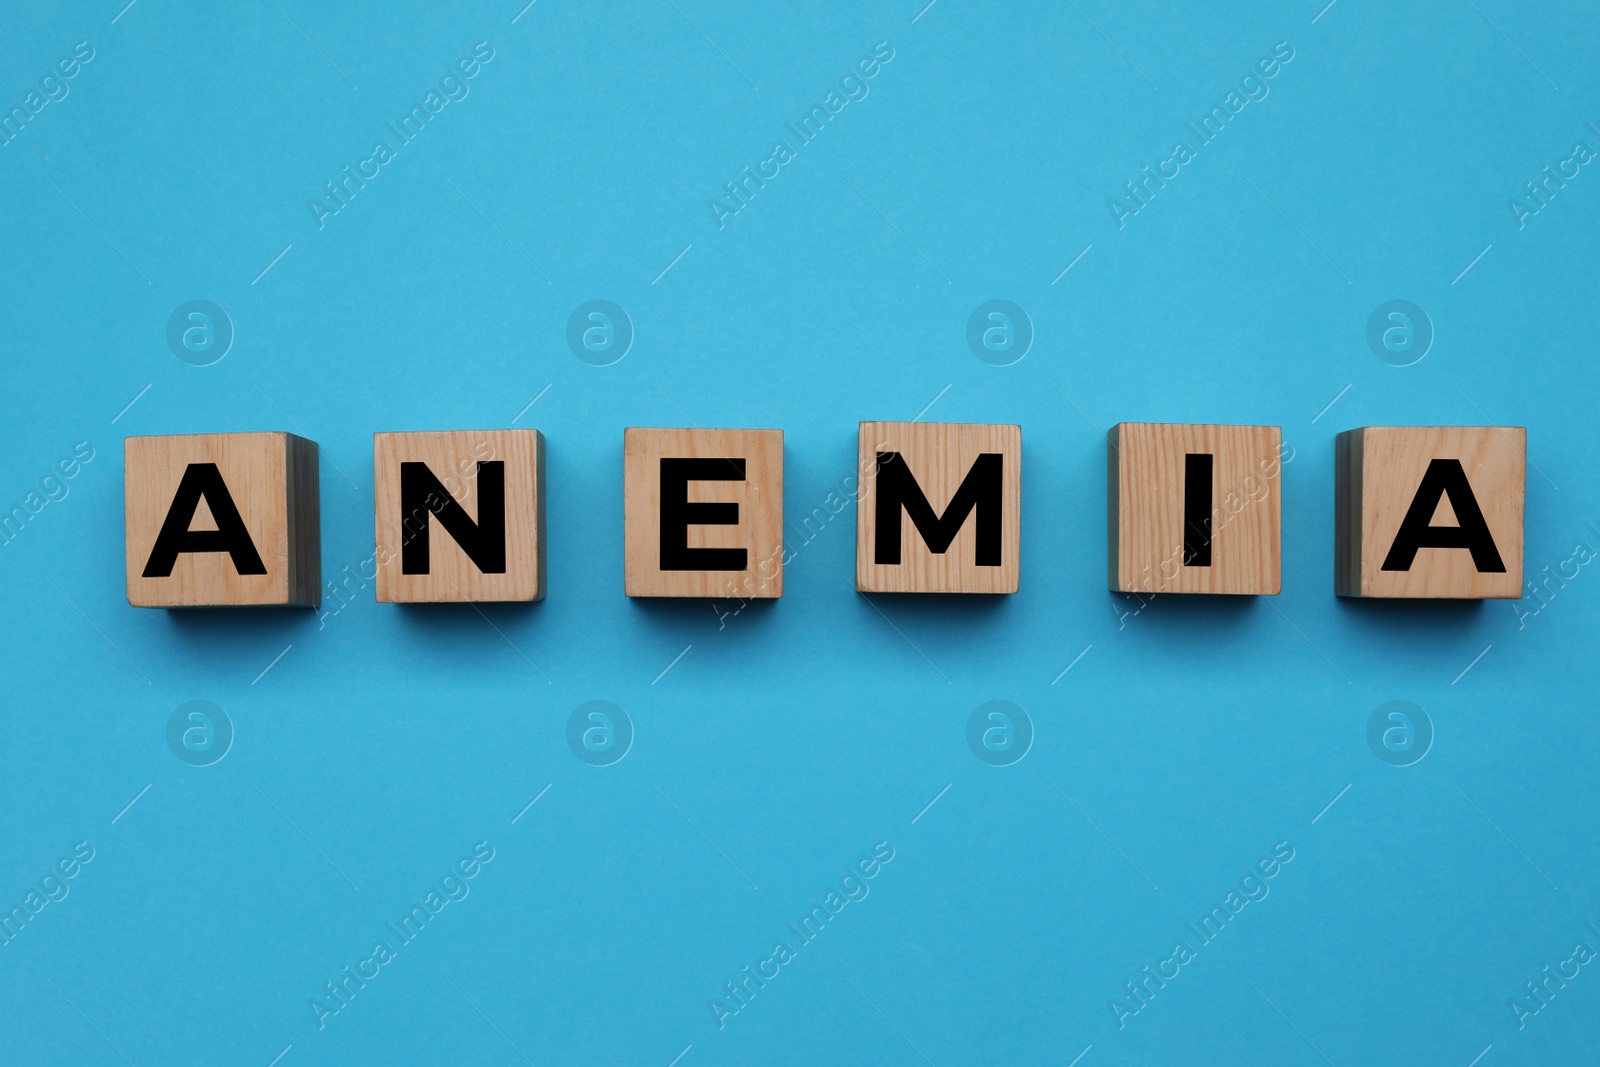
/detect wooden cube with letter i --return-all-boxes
[1108,423,1283,595]
[1336,426,1525,598]
[373,429,546,603]
[855,421,1021,594]
[624,428,784,598]
[125,432,321,608]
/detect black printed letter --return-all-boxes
[142,463,267,578]
[1380,458,1505,572]
[660,458,746,571]
[874,452,1002,566]
[1183,453,1213,567]
[400,461,506,574]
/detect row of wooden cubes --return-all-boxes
[123,423,1526,607]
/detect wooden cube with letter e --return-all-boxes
[855,421,1021,594]
[624,428,784,598]
[125,431,320,608]
[1336,425,1525,598]
[373,429,546,603]
[1108,423,1283,595]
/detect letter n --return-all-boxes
[400,462,507,574]
[374,431,546,603]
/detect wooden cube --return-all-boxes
[624,428,783,598]
[373,430,545,603]
[1336,426,1525,598]
[855,421,1021,594]
[1108,423,1282,595]
[125,432,320,608]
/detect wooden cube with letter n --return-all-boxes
[1336,426,1525,598]
[856,421,1021,594]
[373,430,546,602]
[624,428,784,598]
[125,432,320,607]
[1108,423,1282,595]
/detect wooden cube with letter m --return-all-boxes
[855,421,1021,594]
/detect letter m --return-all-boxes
[874,452,1003,565]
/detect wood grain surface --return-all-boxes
[624,427,783,598]
[1108,422,1281,595]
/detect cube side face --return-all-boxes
[1333,429,1363,597]
[1109,423,1281,595]
[372,430,544,603]
[1105,424,1122,590]
[125,432,294,607]
[623,428,784,599]
[285,434,322,608]
[535,436,548,601]
[855,421,1021,594]
[1356,426,1526,598]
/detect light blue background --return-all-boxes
[2,1,1598,1064]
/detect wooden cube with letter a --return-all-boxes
[1336,426,1525,598]
[373,430,545,603]
[125,432,320,608]
[624,428,784,598]
[1108,423,1282,595]
[856,421,1021,594]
